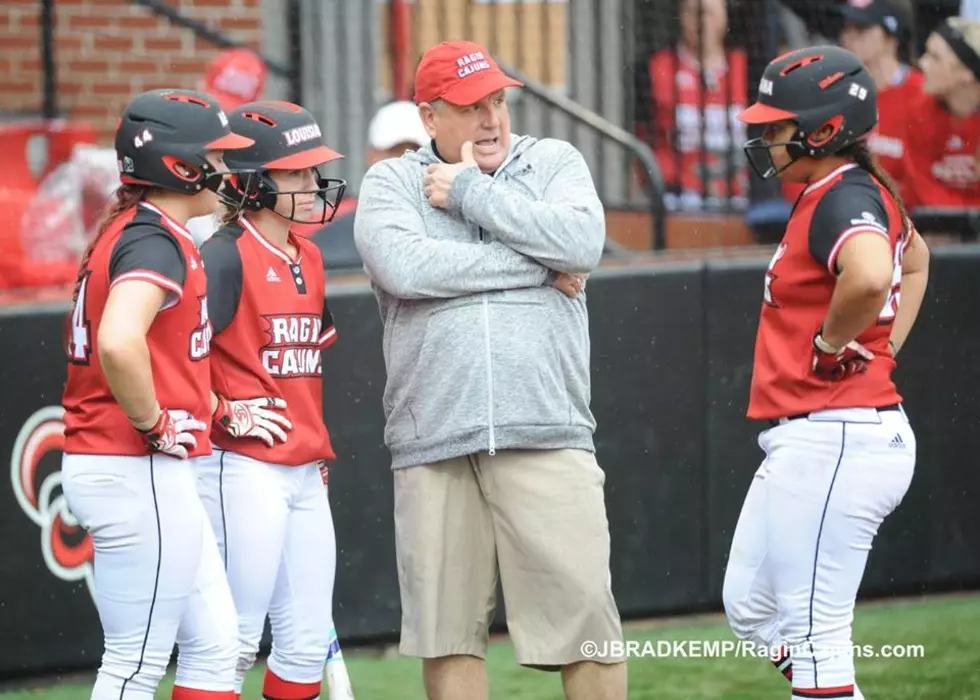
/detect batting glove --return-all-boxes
[317,459,330,485]
[135,409,208,460]
[811,333,874,381]
[212,396,292,447]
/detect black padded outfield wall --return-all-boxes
[2,246,979,680]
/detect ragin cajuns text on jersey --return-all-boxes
[261,313,324,378]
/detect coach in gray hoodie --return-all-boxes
[353,40,626,700]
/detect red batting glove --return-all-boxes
[317,459,330,485]
[811,333,874,381]
[134,409,208,460]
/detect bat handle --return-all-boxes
[326,626,355,700]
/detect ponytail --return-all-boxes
[217,200,241,226]
[64,184,149,355]
[846,141,913,242]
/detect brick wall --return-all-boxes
[0,0,265,144]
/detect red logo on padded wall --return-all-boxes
[10,406,95,600]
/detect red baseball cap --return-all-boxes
[203,48,267,112]
[414,40,523,106]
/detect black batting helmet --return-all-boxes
[738,45,878,179]
[115,88,253,194]
[219,101,347,225]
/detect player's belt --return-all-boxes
[769,403,902,427]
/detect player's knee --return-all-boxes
[177,630,239,683]
[781,612,851,647]
[268,647,330,683]
[175,648,238,690]
[100,649,169,694]
[722,586,758,639]
[721,580,743,625]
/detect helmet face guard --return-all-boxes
[742,126,809,180]
[220,168,347,225]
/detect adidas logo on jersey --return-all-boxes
[266,267,280,283]
[889,434,905,449]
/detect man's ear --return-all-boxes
[418,102,438,139]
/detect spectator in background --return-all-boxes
[305,101,428,271]
[903,16,980,209]
[197,47,268,114]
[366,100,431,166]
[780,0,922,205]
[782,0,922,202]
[644,0,749,212]
[838,0,920,183]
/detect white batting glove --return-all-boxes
[135,408,208,460]
[213,396,292,447]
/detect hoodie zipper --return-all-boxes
[480,143,523,457]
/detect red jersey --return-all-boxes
[866,64,923,185]
[748,164,908,420]
[63,202,213,456]
[201,216,337,466]
[647,46,750,209]
[902,93,980,208]
[781,65,923,204]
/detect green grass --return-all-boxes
[4,594,979,699]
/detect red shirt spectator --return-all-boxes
[783,0,922,204]
[902,18,980,208]
[643,0,749,211]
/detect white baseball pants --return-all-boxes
[723,406,916,700]
[61,453,239,699]
[195,449,337,698]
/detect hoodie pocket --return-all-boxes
[386,300,489,445]
[487,298,572,428]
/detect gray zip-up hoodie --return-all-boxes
[353,134,605,469]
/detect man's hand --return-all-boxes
[424,141,478,209]
[135,408,208,460]
[552,272,588,298]
[811,333,874,381]
[213,396,293,448]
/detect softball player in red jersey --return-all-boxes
[193,101,353,700]
[722,47,930,700]
[60,89,255,700]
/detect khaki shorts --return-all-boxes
[393,448,625,668]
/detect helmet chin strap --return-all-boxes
[202,170,226,194]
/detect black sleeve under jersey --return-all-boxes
[108,224,186,292]
[808,179,891,275]
[200,231,244,336]
[320,293,337,347]
[308,245,338,348]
